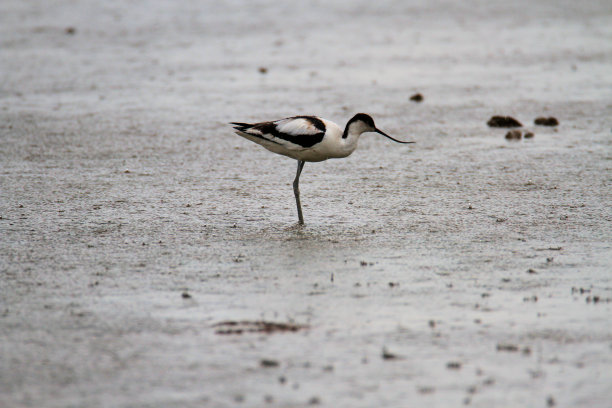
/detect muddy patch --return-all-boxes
[487,115,523,127]
[213,320,308,335]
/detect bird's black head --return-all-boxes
[349,113,376,129]
[344,113,415,144]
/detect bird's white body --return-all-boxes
[234,117,365,162]
[230,113,413,224]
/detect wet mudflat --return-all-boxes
[1,0,611,407]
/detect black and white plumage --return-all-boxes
[231,113,414,225]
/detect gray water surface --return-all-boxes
[1,0,611,407]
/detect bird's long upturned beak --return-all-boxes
[375,128,415,144]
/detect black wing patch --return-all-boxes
[231,116,326,149]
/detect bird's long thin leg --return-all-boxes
[293,160,306,225]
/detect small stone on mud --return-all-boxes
[258,67,268,74]
[483,377,495,386]
[534,117,559,126]
[65,27,76,35]
[409,93,424,102]
[586,295,608,304]
[388,282,399,288]
[446,361,462,370]
[417,386,435,394]
[571,287,590,294]
[496,343,519,352]
[382,347,399,360]
[527,268,537,274]
[181,291,191,299]
[487,116,522,128]
[308,397,321,405]
[505,130,522,140]
[428,320,436,328]
[524,131,534,138]
[278,376,286,384]
[547,396,556,407]
[260,359,279,368]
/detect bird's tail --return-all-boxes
[230,122,251,131]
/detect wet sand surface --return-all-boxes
[1,1,612,407]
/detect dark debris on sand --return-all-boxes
[505,130,522,140]
[382,347,401,360]
[214,320,307,335]
[488,116,523,128]
[446,361,462,370]
[409,93,424,102]
[534,117,559,126]
[260,359,280,368]
[504,129,535,140]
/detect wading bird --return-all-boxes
[231,113,414,225]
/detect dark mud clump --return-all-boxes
[571,287,591,294]
[409,93,424,102]
[488,116,523,127]
[497,343,531,355]
[258,67,268,74]
[382,347,400,360]
[524,131,534,138]
[260,359,280,368]
[586,295,611,304]
[505,130,522,140]
[446,361,462,370]
[214,320,307,335]
[496,343,519,352]
[534,117,559,126]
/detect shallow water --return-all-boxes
[1,0,612,407]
